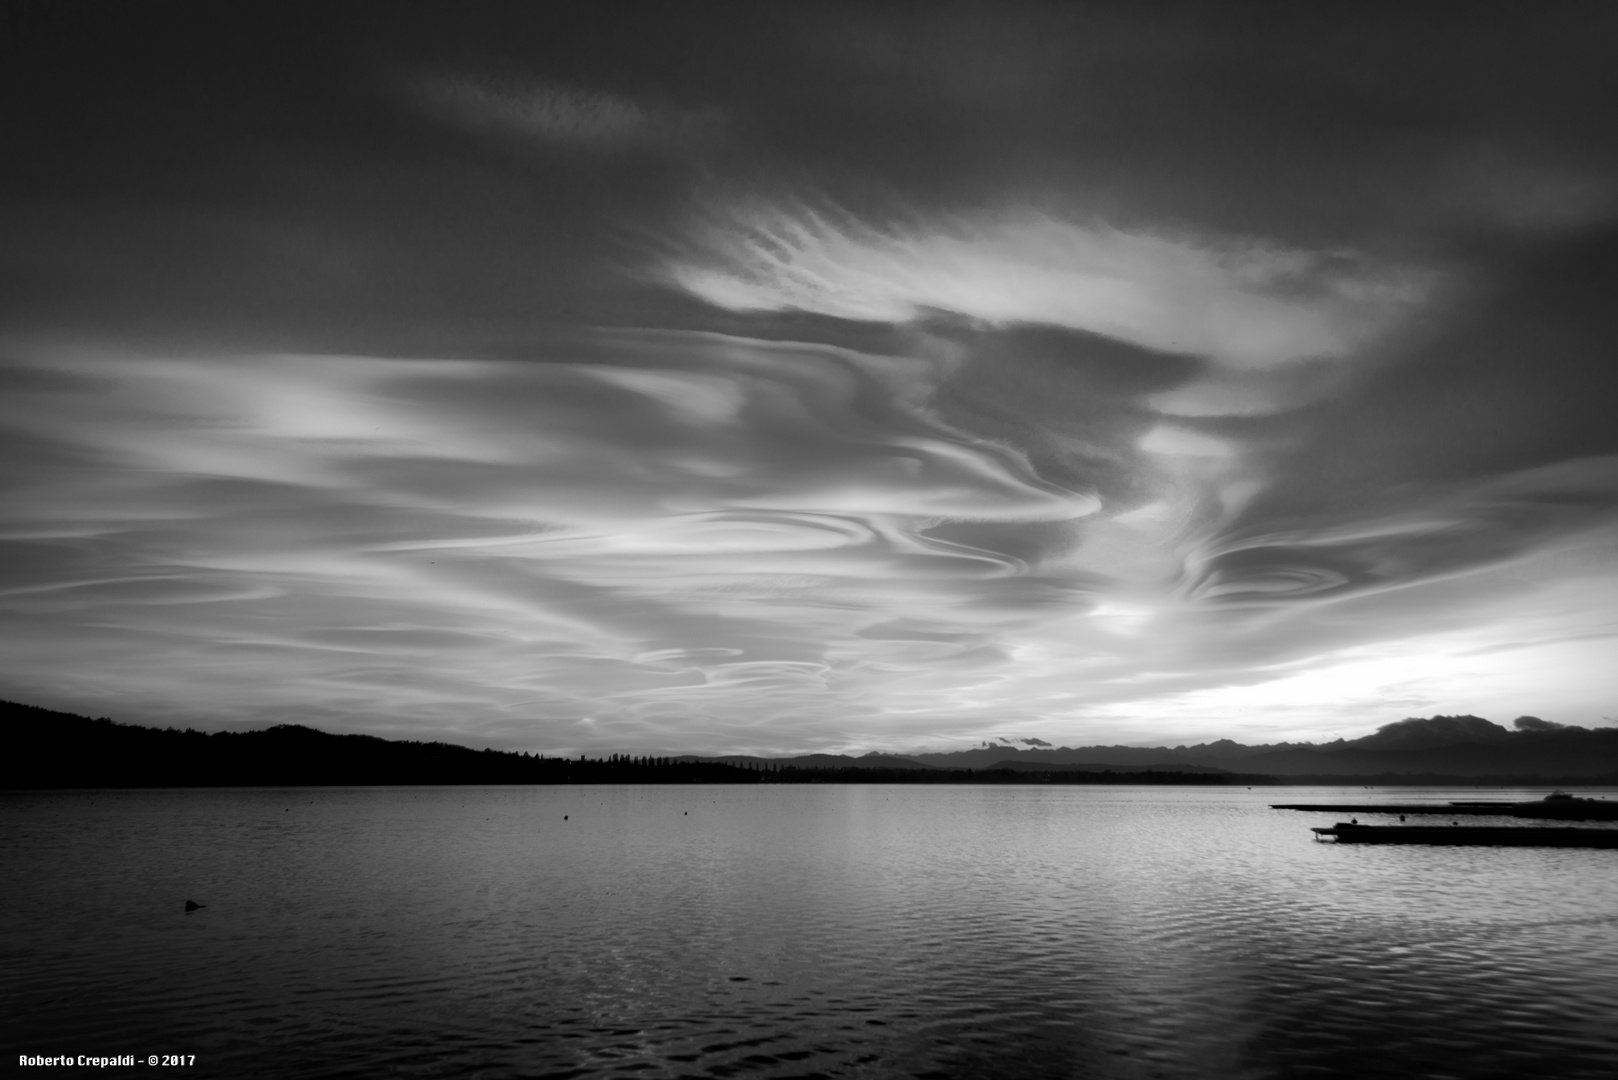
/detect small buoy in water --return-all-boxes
[563,815,568,820]
[184,900,205,912]
[684,811,688,815]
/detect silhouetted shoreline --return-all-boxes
[7,701,1616,790]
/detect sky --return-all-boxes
[3,3,1617,755]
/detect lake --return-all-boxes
[3,784,1616,1079]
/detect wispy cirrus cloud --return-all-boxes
[0,335,1103,750]
[4,313,1615,752]
[6,6,1617,754]
[665,196,1428,369]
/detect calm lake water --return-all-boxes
[3,784,1617,1079]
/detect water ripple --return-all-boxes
[3,785,1615,1079]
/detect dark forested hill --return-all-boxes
[0,700,756,787]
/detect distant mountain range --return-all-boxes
[6,699,1616,786]
[567,713,1618,780]
[697,753,1233,775]
[699,715,1618,779]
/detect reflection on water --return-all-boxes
[3,785,1616,1078]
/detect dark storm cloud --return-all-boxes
[2,4,1616,748]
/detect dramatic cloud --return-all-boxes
[0,337,1098,748]
[3,6,1616,751]
[3,318,1614,752]
[665,198,1425,369]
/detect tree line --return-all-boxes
[5,701,1276,788]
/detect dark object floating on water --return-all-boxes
[184,900,205,912]
[1311,822,1618,848]
[1272,792,1618,821]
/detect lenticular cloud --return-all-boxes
[666,197,1424,369]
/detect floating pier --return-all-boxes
[1271,793,1618,822]
[1311,822,1618,848]
[1273,803,1505,816]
